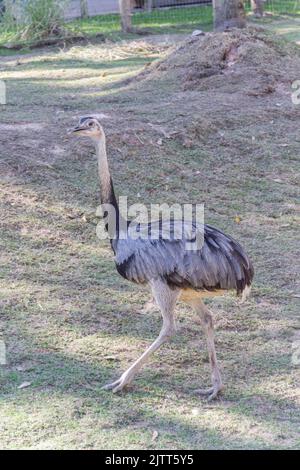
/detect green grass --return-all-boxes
[264,0,300,14]
[0,27,15,47]
[1,1,300,53]
[244,0,300,14]
[0,5,213,54]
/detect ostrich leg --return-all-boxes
[102,280,180,393]
[189,298,223,401]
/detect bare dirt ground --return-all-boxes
[0,28,299,449]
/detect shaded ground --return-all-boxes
[0,26,299,450]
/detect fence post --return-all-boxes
[213,0,246,31]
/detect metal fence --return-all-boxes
[133,1,300,16]
[135,1,210,7]
[130,1,300,31]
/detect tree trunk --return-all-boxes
[119,0,133,33]
[251,0,264,17]
[213,0,246,31]
[80,0,88,19]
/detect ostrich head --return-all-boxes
[71,116,105,142]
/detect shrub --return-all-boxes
[0,0,69,41]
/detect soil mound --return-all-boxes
[129,28,300,149]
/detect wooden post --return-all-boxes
[80,0,88,19]
[213,0,246,31]
[119,0,133,33]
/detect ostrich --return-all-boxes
[71,116,254,401]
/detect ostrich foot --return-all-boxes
[195,383,224,402]
[101,372,133,393]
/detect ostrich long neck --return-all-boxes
[95,137,121,239]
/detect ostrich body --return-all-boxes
[72,117,254,400]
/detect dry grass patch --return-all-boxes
[0,29,299,450]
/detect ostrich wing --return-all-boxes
[115,221,254,295]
